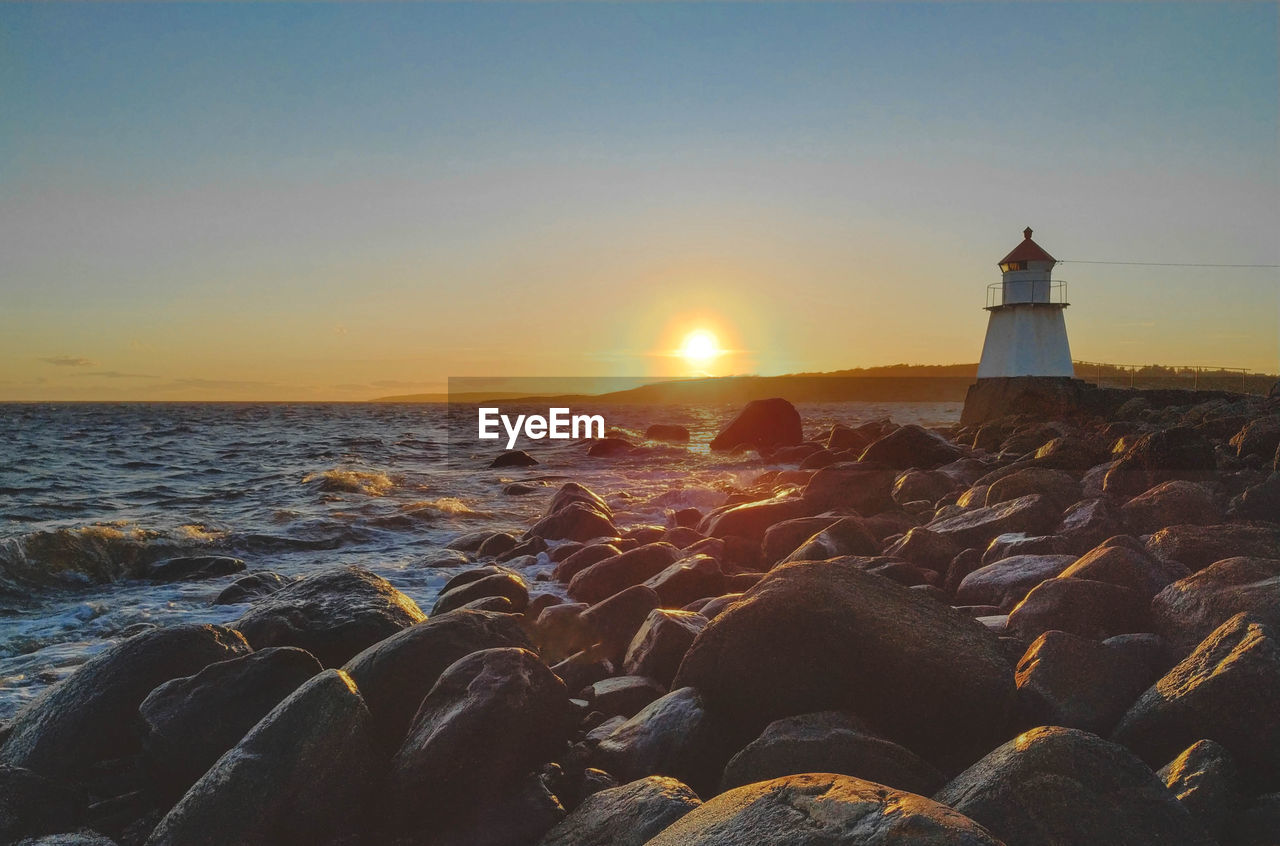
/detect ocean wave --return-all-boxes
[0,524,199,594]
[400,497,488,518]
[301,468,398,496]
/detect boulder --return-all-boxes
[1146,524,1280,571]
[1121,481,1221,535]
[1015,630,1157,734]
[719,711,944,796]
[143,670,377,846]
[533,602,595,665]
[385,648,570,832]
[1111,613,1280,790]
[698,498,809,544]
[548,482,612,518]
[145,556,245,583]
[0,764,86,843]
[826,423,874,453]
[1031,435,1110,472]
[647,773,1002,846]
[622,610,707,688]
[425,771,565,846]
[537,776,699,846]
[586,676,666,718]
[580,585,661,662]
[0,625,249,781]
[587,437,635,457]
[778,517,880,564]
[1006,578,1149,642]
[1152,556,1280,656]
[858,425,964,471]
[554,543,621,582]
[924,494,1060,551]
[761,516,842,565]
[568,543,681,604]
[477,532,520,558]
[892,470,956,506]
[936,726,1212,846]
[15,832,118,846]
[342,610,533,752]
[527,502,617,543]
[233,565,425,667]
[1158,739,1241,840]
[592,687,718,794]
[1057,537,1188,600]
[986,468,1080,510]
[801,462,897,514]
[431,572,530,615]
[1228,471,1280,521]
[955,555,1078,611]
[1231,416,1280,459]
[646,424,691,443]
[883,527,960,573]
[139,647,323,799]
[641,555,724,609]
[709,398,803,452]
[672,559,1016,771]
[1104,427,1217,497]
[1057,498,1124,553]
[1227,792,1280,846]
[490,450,538,468]
[212,571,290,605]
[980,532,1070,565]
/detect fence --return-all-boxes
[1073,361,1274,395]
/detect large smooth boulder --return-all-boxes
[144,670,377,846]
[1057,498,1123,553]
[1121,481,1221,535]
[1111,613,1280,790]
[858,425,964,471]
[709,398,803,452]
[892,469,957,506]
[592,687,719,794]
[1005,577,1148,642]
[719,711,944,796]
[1057,536,1188,600]
[580,585,662,663]
[955,555,1077,611]
[554,543,621,582]
[779,517,880,564]
[1158,740,1242,840]
[233,565,425,667]
[1231,416,1280,459]
[431,571,530,615]
[145,555,245,583]
[0,765,86,843]
[343,610,533,751]
[538,776,700,846]
[1151,556,1280,657]
[672,559,1016,770]
[884,527,960,573]
[936,726,1212,846]
[1146,524,1280,571]
[801,463,897,514]
[1229,471,1280,521]
[547,482,612,519]
[986,468,1080,510]
[139,647,323,799]
[385,648,571,831]
[623,610,707,687]
[646,773,1003,846]
[527,502,617,543]
[213,571,291,605]
[568,543,681,604]
[643,555,725,608]
[1104,427,1217,497]
[1014,630,1157,734]
[698,499,809,544]
[0,625,250,781]
[925,494,1060,551]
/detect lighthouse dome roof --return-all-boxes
[998,227,1056,266]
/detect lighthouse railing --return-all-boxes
[986,279,1068,309]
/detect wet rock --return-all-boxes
[233,565,425,667]
[1031,435,1110,472]
[568,543,681,604]
[139,647,322,799]
[673,558,1015,771]
[801,462,897,514]
[892,470,956,506]
[431,572,530,615]
[925,494,1060,551]
[986,468,1080,510]
[0,764,86,842]
[554,543,621,582]
[662,526,704,549]
[1104,427,1217,497]
[779,517,880,564]
[528,502,617,543]
[592,687,718,794]
[343,610,533,752]
[477,531,520,557]
[858,425,964,471]
[1228,471,1280,521]
[719,711,944,796]
[533,603,594,665]
[1121,481,1221,535]
[447,529,506,552]
[551,650,615,696]
[1112,613,1280,790]
[1146,524,1280,571]
[884,527,960,572]
[646,424,690,443]
[1158,739,1242,840]
[1231,416,1280,460]
[826,423,874,453]
[761,516,842,565]
[1015,630,1157,734]
[144,556,245,583]
[504,482,542,495]
[385,648,570,833]
[642,555,725,608]
[1152,556,1280,657]
[1057,497,1124,553]
[622,610,707,687]
[955,554,1077,611]
[1058,536,1189,600]
[537,776,700,846]
[698,498,809,544]
[980,532,1070,564]
[579,585,661,662]
[548,483,612,519]
[1006,577,1149,642]
[212,572,290,605]
[709,398,802,452]
[16,831,118,846]
[144,670,376,846]
[0,625,249,782]
[426,771,565,846]
[586,676,666,719]
[769,443,823,464]
[588,437,635,457]
[490,450,538,468]
[649,773,1002,846]
[936,725,1212,846]
[696,593,744,619]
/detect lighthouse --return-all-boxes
[976,227,1073,379]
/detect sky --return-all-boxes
[1,2,1277,401]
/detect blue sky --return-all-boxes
[2,2,1277,399]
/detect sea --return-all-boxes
[0,400,960,720]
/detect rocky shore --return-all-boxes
[3,388,1280,845]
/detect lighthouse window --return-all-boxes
[1001,261,1026,272]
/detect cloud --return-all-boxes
[72,370,154,379]
[40,355,97,367]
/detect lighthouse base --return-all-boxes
[976,306,1073,379]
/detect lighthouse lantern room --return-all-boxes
[976,227,1074,379]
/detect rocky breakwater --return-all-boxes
[6,392,1280,845]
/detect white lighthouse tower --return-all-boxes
[976,227,1073,379]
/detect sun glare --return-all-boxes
[679,329,721,365]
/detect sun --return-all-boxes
[679,329,721,365]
